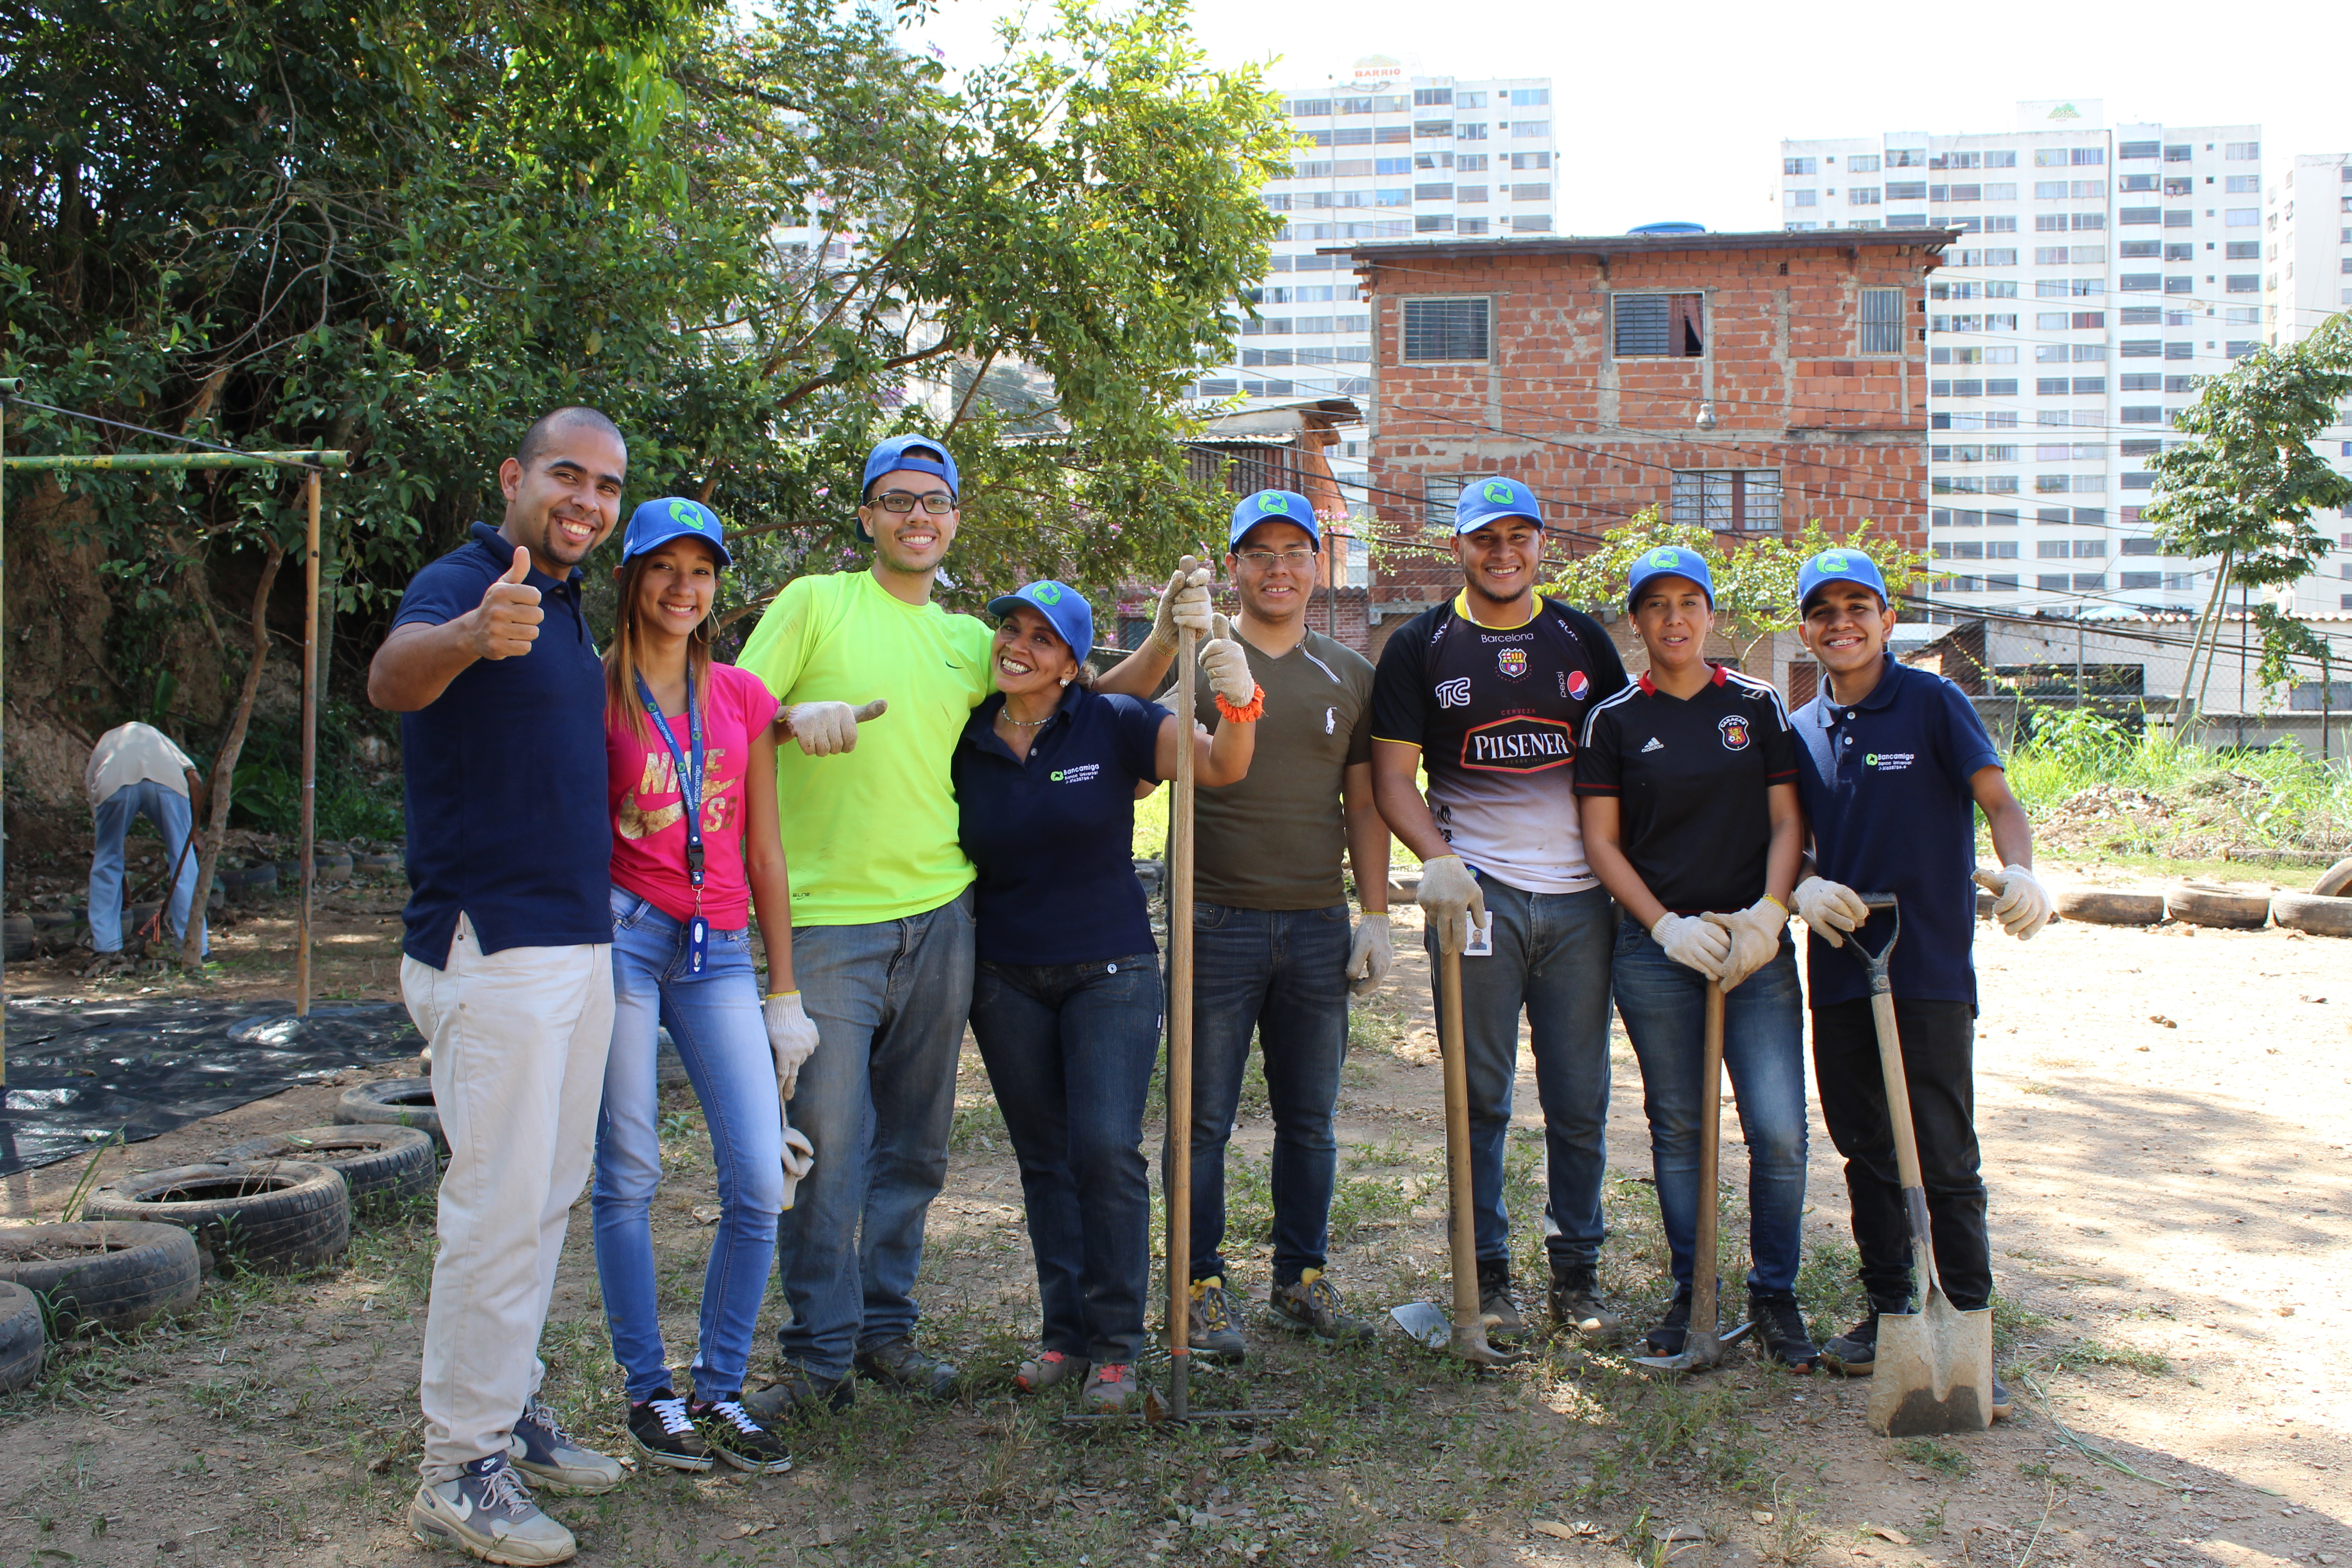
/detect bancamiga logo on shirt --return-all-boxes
[1048,763,1102,784]
[1460,717,1575,772]
[1862,752,1916,771]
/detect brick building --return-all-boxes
[1342,227,1951,686]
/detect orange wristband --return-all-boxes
[1213,684,1265,723]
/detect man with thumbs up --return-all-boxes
[370,407,629,1565]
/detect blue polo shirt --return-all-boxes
[392,523,612,966]
[955,685,1169,967]
[1791,655,2003,1011]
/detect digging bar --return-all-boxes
[1629,980,1754,1372]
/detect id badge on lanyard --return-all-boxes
[636,673,709,974]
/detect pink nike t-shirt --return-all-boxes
[606,662,778,929]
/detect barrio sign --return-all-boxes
[1350,55,1403,86]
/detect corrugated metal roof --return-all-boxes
[1329,227,1962,265]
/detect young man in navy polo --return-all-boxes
[1370,476,1632,1342]
[1786,549,2050,1415]
[370,407,633,1566]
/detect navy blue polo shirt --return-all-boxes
[392,523,612,966]
[955,685,1169,967]
[1791,655,2003,1011]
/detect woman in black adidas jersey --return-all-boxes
[1572,546,1817,1371]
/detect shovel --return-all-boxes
[1628,981,1754,1372]
[1848,893,1994,1436]
[1388,937,1529,1368]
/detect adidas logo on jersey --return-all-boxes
[1641,736,1665,753]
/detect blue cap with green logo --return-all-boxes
[621,496,732,567]
[1625,544,1714,611]
[1228,489,1321,549]
[1450,475,1542,534]
[1797,546,1889,611]
[985,579,1094,660]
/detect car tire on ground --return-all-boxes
[81,1161,349,1275]
[0,1282,46,1390]
[0,1221,203,1337]
[2269,890,2352,938]
[2053,890,2168,926]
[2313,858,2352,898]
[213,1125,438,1214]
[2165,882,2272,930]
[333,1078,444,1150]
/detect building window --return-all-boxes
[1613,293,1705,357]
[1849,187,1881,206]
[1401,298,1490,362]
[1450,122,1483,140]
[1672,470,1781,532]
[1511,183,1551,202]
[1849,155,1881,173]
[1784,157,1817,176]
[1457,217,1488,235]
[2225,142,2259,160]
[1793,190,1817,208]
[1424,476,1464,531]
[1510,88,1549,106]
[1457,185,1489,204]
[1414,215,1453,233]
[1509,152,1551,170]
[1509,214,1552,233]
[1414,88,1453,106]
[1859,288,1904,353]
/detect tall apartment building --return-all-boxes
[1781,101,2260,620]
[2264,153,2352,614]
[1192,59,1558,507]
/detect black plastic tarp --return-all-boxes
[1,999,422,1178]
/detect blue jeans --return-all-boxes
[1611,918,1808,1297]
[1423,877,1615,1269]
[89,780,207,956]
[1171,902,1352,1285]
[970,954,1161,1363]
[773,889,976,1379]
[593,890,783,1401]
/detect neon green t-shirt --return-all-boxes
[735,571,993,926]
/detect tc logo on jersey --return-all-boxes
[1718,715,1752,751]
[1461,717,1575,772]
[1497,647,1529,681]
[1436,677,1473,710]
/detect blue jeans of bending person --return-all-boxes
[1423,876,1616,1269]
[969,954,1161,1365]
[773,888,976,1380]
[88,780,208,956]
[1170,902,1352,1287]
[593,889,784,1402]
[1611,917,1807,1298]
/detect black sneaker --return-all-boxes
[1749,1292,1818,1372]
[1991,1378,2014,1421]
[627,1392,712,1473]
[1267,1269,1375,1343]
[1644,1286,1694,1357]
[1821,1298,1906,1377]
[854,1337,960,1401]
[1547,1260,1625,1343]
[1475,1259,1526,1339]
[1185,1276,1249,1364]
[740,1362,855,1422]
[689,1396,794,1474]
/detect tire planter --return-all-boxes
[2054,889,2168,926]
[354,853,402,875]
[0,1282,42,1391]
[0,1220,203,1337]
[219,863,279,898]
[2314,858,2352,899]
[2270,891,2352,938]
[213,1125,438,1213]
[82,1161,349,1275]
[314,853,354,883]
[333,1078,445,1150]
[2165,883,2271,930]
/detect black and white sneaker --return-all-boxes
[627,1392,713,1472]
[690,1396,794,1474]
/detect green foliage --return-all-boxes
[2003,711,2352,851]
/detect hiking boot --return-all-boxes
[1749,1292,1818,1372]
[409,1453,576,1566]
[854,1337,960,1401]
[740,1361,855,1422]
[689,1396,794,1474]
[1083,1362,1140,1413]
[1991,1378,2014,1421]
[1475,1259,1526,1339]
[1015,1349,1090,1393]
[1548,1260,1625,1343]
[1820,1298,1906,1377]
[626,1392,712,1473]
[1644,1286,1695,1357]
[508,1394,624,1495]
[1268,1269,1376,1343]
[1185,1276,1248,1364]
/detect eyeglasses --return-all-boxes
[1235,549,1317,569]
[870,491,957,514]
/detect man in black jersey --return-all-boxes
[1369,477,1632,1342]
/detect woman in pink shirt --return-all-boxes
[592,498,818,1476]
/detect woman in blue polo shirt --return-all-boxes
[1573,546,1816,1371]
[956,581,1259,1413]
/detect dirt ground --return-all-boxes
[2,862,2348,1568]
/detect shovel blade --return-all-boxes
[1627,1319,1756,1373]
[1390,1301,1450,1349]
[1867,1290,1994,1436]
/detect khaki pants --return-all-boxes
[402,914,613,1483]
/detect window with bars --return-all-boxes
[1424,475,1465,532]
[1401,298,1490,362]
[1613,293,1705,357]
[1671,470,1781,532]
[1859,288,1904,353]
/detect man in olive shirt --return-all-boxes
[1100,489,1392,1361]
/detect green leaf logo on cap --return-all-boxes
[671,499,700,529]
[1821,551,1851,572]
[1034,583,1062,604]
[1647,547,1681,569]
[1259,493,1289,514]
[1483,480,1514,504]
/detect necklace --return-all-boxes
[996,708,1054,729]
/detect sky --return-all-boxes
[905,0,2351,237]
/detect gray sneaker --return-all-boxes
[1184,1275,1249,1364]
[853,1336,961,1400]
[1267,1269,1375,1343]
[507,1394,624,1494]
[409,1453,576,1566]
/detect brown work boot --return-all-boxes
[1475,1259,1526,1339]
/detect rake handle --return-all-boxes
[1166,624,1197,1422]
[1437,943,1481,1342]
[1691,981,1726,1342]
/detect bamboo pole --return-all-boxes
[1,379,13,1088]
[0,451,348,472]
[297,472,320,1017]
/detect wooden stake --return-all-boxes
[1166,623,1197,1421]
[296,470,319,1017]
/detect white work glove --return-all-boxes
[764,990,819,1102]
[1346,910,1394,997]
[1702,896,1787,994]
[779,1121,815,1210]
[1979,864,2052,941]
[1416,854,1487,955]
[1149,554,1215,652]
[1791,875,1870,948]
[1198,614,1257,708]
[780,698,887,756]
[1650,912,1730,982]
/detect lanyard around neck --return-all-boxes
[635,671,706,889]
